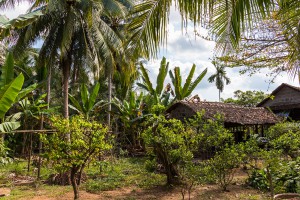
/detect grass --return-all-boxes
[0,156,269,200]
[0,156,166,198]
[85,157,166,192]
[2,185,72,200]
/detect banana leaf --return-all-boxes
[0,73,24,119]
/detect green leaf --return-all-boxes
[156,57,169,96]
[81,84,89,112]
[16,83,37,102]
[0,121,20,132]
[0,10,44,39]
[139,63,154,94]
[88,82,100,111]
[68,94,83,113]
[182,64,196,97]
[187,68,207,97]
[68,104,82,114]
[173,67,182,99]
[0,52,14,88]
[0,73,24,119]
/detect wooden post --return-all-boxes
[38,115,44,179]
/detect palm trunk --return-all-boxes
[62,56,71,142]
[47,67,51,109]
[107,71,112,130]
[219,89,221,102]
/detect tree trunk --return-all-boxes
[107,71,112,130]
[154,144,181,185]
[62,56,71,142]
[76,164,85,186]
[219,89,221,102]
[70,167,79,200]
[46,66,51,109]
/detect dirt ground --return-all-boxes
[3,169,269,200]
[14,184,268,200]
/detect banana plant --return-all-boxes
[112,91,145,123]
[112,91,146,147]
[137,57,172,106]
[169,64,207,101]
[68,82,101,120]
[0,73,25,132]
[0,53,25,132]
[0,53,37,132]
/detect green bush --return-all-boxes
[247,169,269,191]
[142,114,198,185]
[266,122,300,158]
[41,115,111,199]
[209,146,242,191]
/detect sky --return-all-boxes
[1,3,298,102]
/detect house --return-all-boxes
[166,101,280,142]
[257,83,300,120]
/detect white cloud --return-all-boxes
[0,2,31,19]
[3,3,298,102]
[144,6,298,102]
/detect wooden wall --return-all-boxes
[168,104,196,121]
[261,86,300,109]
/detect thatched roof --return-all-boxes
[257,83,300,109]
[166,101,280,125]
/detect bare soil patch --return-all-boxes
[11,183,269,200]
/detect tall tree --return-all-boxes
[0,0,131,132]
[208,60,230,102]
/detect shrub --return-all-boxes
[187,112,234,154]
[266,122,300,159]
[41,115,111,200]
[248,158,300,194]
[247,169,269,191]
[209,146,242,191]
[142,114,198,185]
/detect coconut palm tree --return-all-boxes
[0,0,132,140]
[127,0,274,58]
[208,60,231,102]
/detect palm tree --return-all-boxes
[127,0,273,58]
[169,64,207,101]
[208,60,231,102]
[0,0,131,131]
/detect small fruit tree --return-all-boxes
[41,115,111,200]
